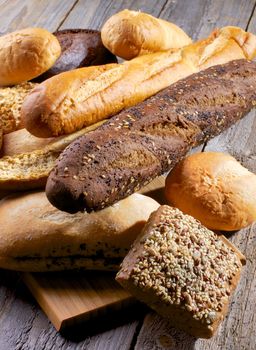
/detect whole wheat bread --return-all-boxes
[46,59,256,213]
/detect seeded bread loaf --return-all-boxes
[0,191,159,272]
[101,9,192,59]
[0,82,37,134]
[22,26,256,137]
[37,29,117,81]
[116,205,245,338]
[0,121,105,191]
[0,28,61,86]
[46,59,256,213]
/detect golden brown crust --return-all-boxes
[22,26,256,138]
[101,9,192,59]
[0,28,61,86]
[0,192,159,271]
[165,152,256,231]
[0,82,37,135]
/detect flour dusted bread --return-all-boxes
[0,28,61,86]
[101,9,192,59]
[116,206,245,338]
[22,26,256,137]
[0,192,159,272]
[165,152,256,231]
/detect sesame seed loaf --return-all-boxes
[0,191,159,272]
[0,82,37,134]
[116,205,245,338]
[46,59,256,213]
[0,121,105,191]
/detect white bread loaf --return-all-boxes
[0,191,159,271]
[101,9,192,59]
[0,28,61,86]
[165,152,256,231]
[21,26,256,138]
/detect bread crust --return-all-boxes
[22,26,256,137]
[101,9,192,59]
[0,192,159,272]
[0,28,61,86]
[165,152,256,231]
[46,59,256,213]
[116,206,245,338]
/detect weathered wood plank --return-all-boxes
[60,0,167,30]
[135,1,256,349]
[159,0,256,39]
[0,0,78,34]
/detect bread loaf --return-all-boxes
[0,191,159,271]
[165,152,256,231]
[36,29,117,81]
[116,205,245,338]
[22,26,256,137]
[0,28,61,86]
[1,128,56,157]
[101,9,192,59]
[46,59,256,213]
[0,121,105,190]
[0,82,37,134]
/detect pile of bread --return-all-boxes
[0,9,256,339]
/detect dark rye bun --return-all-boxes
[36,29,117,81]
[46,59,256,213]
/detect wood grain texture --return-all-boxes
[59,0,167,30]
[0,0,78,33]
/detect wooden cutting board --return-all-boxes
[23,176,166,332]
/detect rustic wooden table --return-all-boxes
[0,0,255,349]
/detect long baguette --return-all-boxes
[46,59,256,213]
[22,26,256,137]
[0,121,105,190]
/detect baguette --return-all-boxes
[101,9,192,59]
[0,121,105,190]
[22,26,256,137]
[46,59,256,213]
[0,28,61,86]
[0,191,159,272]
[116,205,245,338]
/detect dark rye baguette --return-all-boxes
[46,59,256,213]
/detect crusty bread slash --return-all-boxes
[0,82,37,134]
[46,59,256,213]
[116,205,245,338]
[22,26,256,137]
[0,121,105,190]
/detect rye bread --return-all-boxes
[46,59,256,213]
[36,29,117,81]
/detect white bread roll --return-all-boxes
[165,152,256,231]
[0,28,61,86]
[0,191,159,271]
[101,9,192,59]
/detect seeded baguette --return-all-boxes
[116,205,245,338]
[46,59,256,213]
[0,121,105,190]
[22,26,256,137]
